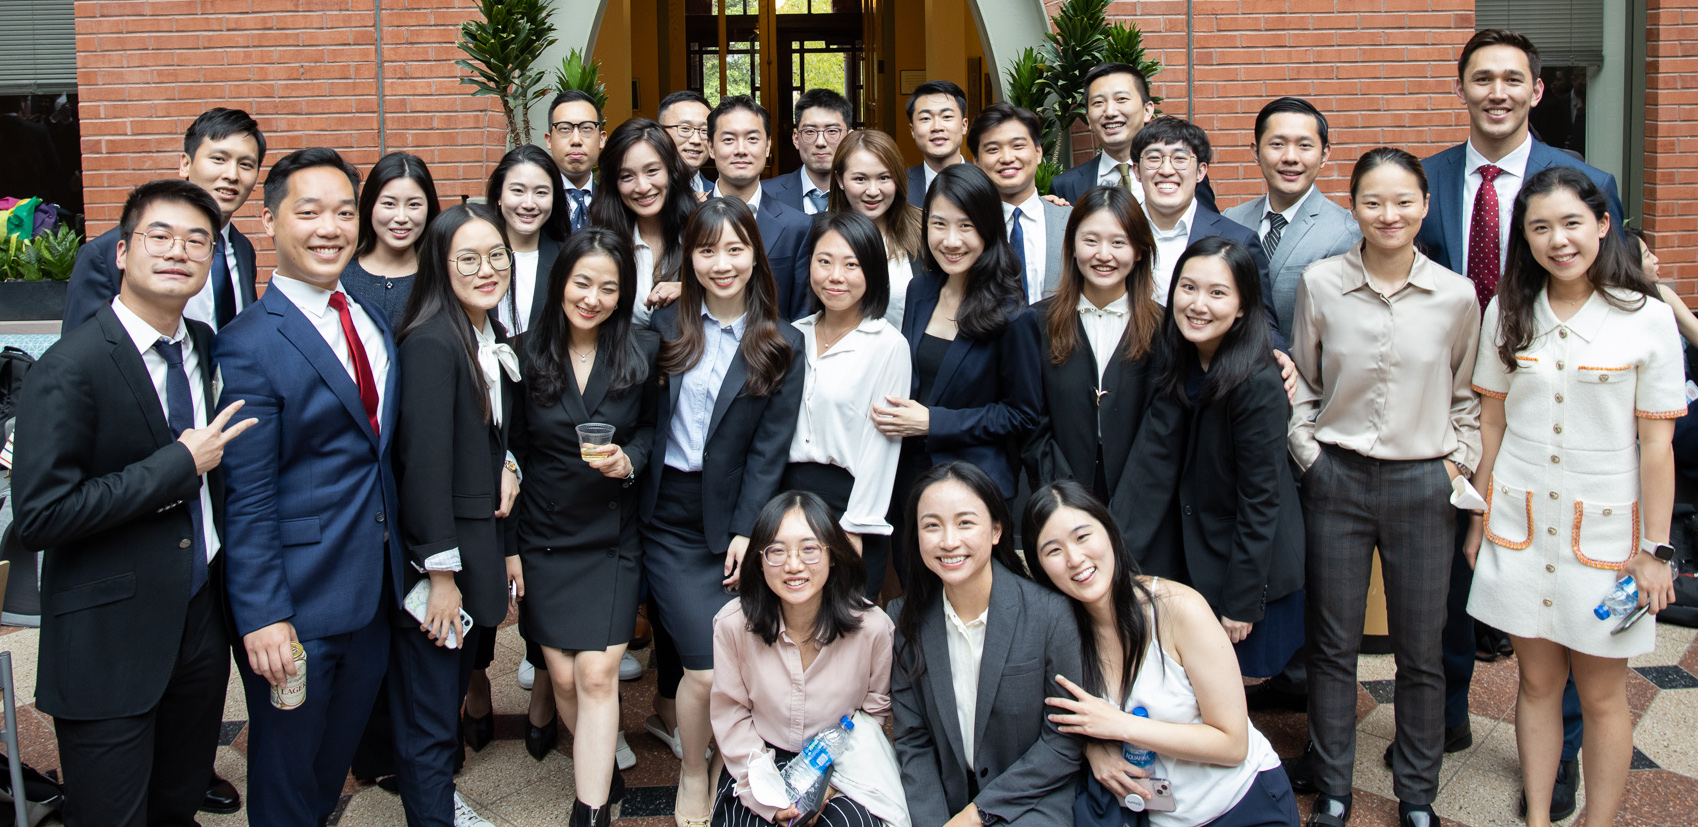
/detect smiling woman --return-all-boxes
[340,152,442,327]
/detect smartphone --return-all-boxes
[1124,778,1176,813]
[1611,603,1650,636]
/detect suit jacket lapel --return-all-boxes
[1042,201,1068,296]
[528,235,560,331]
[1438,150,1467,274]
[1270,189,1325,274]
[269,290,381,445]
[707,350,748,440]
[919,598,969,775]
[972,564,1020,763]
[189,321,217,411]
[99,309,173,448]
[927,337,971,407]
[229,225,259,306]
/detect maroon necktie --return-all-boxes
[1466,164,1504,309]
[327,291,380,436]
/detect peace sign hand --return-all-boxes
[178,399,259,474]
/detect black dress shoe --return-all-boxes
[1285,743,1317,794]
[1517,759,1579,821]
[199,775,241,814]
[571,797,612,827]
[1398,803,1437,827]
[376,775,400,794]
[1382,722,1474,768]
[1245,680,1309,712]
[463,709,495,752]
[525,717,558,761]
[1307,793,1351,826]
[609,767,626,805]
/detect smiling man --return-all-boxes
[969,103,1070,304]
[64,108,266,333]
[904,80,969,207]
[659,90,715,193]
[708,95,813,319]
[1049,63,1217,212]
[544,89,606,232]
[762,88,852,214]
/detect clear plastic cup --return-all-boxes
[577,423,616,463]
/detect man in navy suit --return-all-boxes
[969,103,1070,304]
[1049,63,1216,212]
[544,89,605,231]
[706,95,813,320]
[903,80,969,207]
[216,148,405,827]
[659,90,715,194]
[64,108,266,335]
[762,88,851,215]
[1415,30,1619,821]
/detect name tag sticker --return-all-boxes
[1685,380,1696,404]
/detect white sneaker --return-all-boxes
[616,731,637,770]
[517,658,535,691]
[645,713,683,760]
[453,792,494,827]
[619,651,643,681]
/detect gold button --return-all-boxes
[1555,393,1564,403]
[1603,508,1613,516]
[1552,455,1561,463]
[1554,425,1562,434]
[1601,375,1610,383]
[1548,527,1558,535]
[178,539,192,549]
[1546,564,1556,573]
[1550,491,1559,499]
[1557,361,1565,369]
[1544,598,1554,606]
[1559,329,1568,338]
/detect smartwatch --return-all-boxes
[1639,539,1676,563]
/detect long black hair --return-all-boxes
[919,164,1024,340]
[1495,166,1653,371]
[807,211,890,320]
[397,203,509,421]
[740,491,871,647]
[894,461,1025,680]
[1153,237,1274,407]
[1021,481,1160,704]
[485,144,568,242]
[590,118,699,288]
[355,152,441,257]
[524,227,650,403]
[1047,185,1161,364]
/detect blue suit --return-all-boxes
[906,164,928,207]
[752,195,815,321]
[761,167,814,214]
[216,283,404,827]
[1048,153,1218,212]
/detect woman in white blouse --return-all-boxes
[829,130,922,329]
[784,211,910,594]
[1466,166,1682,827]
[590,118,699,327]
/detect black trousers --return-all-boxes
[55,584,229,827]
[390,621,492,827]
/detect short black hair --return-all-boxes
[658,89,710,120]
[708,94,771,139]
[1131,117,1212,165]
[183,107,265,165]
[262,147,360,213]
[1253,96,1330,147]
[794,88,853,127]
[1082,63,1151,106]
[808,211,889,320]
[548,88,603,122]
[905,80,967,121]
[966,102,1041,154]
[119,179,222,240]
[1459,29,1541,81]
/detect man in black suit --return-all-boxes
[658,90,715,194]
[1049,62,1217,211]
[706,95,813,320]
[762,88,852,215]
[64,108,265,335]
[544,89,605,232]
[903,80,970,207]
[11,180,258,827]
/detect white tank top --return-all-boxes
[1124,588,1281,827]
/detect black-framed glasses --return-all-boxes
[551,120,605,137]
[762,543,825,567]
[798,126,846,141]
[663,123,707,139]
[131,230,214,262]
[453,248,513,276]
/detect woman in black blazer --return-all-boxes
[640,197,805,826]
[389,203,523,825]
[1022,185,1186,577]
[487,144,567,336]
[889,461,1084,827]
[514,228,661,827]
[1152,237,1304,678]
[873,164,1043,589]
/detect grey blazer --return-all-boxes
[890,560,1084,827]
[1038,199,1071,300]
[1223,187,1360,334]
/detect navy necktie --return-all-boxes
[153,338,208,597]
[567,189,589,231]
[1009,207,1029,295]
[210,237,236,327]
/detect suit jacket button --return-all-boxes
[546,501,557,512]
[608,501,618,510]
[179,538,192,548]
[978,767,988,778]
[376,511,385,523]
[1182,505,1193,516]
[607,549,616,558]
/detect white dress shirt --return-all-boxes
[266,273,391,426]
[1002,192,1046,305]
[712,182,763,213]
[1258,185,1313,241]
[110,296,219,562]
[560,175,595,226]
[885,253,915,329]
[943,596,988,769]
[1147,199,1199,305]
[787,315,911,535]
[1094,151,1143,202]
[1461,135,1532,275]
[922,156,965,194]
[633,232,657,329]
[798,166,830,215]
[502,248,541,335]
[1077,293,1129,382]
[181,224,244,331]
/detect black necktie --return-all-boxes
[1262,211,1288,261]
[153,338,209,597]
[567,190,589,231]
[1010,208,1029,295]
[210,237,236,328]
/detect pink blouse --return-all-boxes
[710,600,894,820]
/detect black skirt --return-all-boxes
[519,523,643,652]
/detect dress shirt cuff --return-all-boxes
[1445,446,1474,479]
[1289,432,1320,474]
[839,516,894,536]
[415,549,463,573]
[504,451,522,483]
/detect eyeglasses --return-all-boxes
[131,230,214,262]
[453,248,513,276]
[551,120,605,137]
[663,123,708,139]
[798,126,846,141]
[1139,150,1196,171]
[762,543,825,567]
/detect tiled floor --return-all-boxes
[1,618,1694,826]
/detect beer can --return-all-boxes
[270,641,307,710]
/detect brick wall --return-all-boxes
[74,0,506,276]
[1645,1,1697,286]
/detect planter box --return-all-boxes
[0,281,68,321]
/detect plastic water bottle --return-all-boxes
[1594,575,1638,620]
[1121,707,1156,811]
[781,716,855,801]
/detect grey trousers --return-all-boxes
[1301,445,1455,805]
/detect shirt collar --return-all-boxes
[561,175,594,196]
[1096,151,1133,182]
[793,313,887,353]
[110,295,188,353]
[1271,186,1315,224]
[1337,243,1439,296]
[1465,134,1533,180]
[943,596,988,630]
[1077,292,1130,316]
[799,165,828,197]
[267,271,341,319]
[1147,198,1198,239]
[473,316,497,345]
[1001,191,1043,222]
[1533,287,1613,342]
[702,308,749,339]
[713,183,763,212]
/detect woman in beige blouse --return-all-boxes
[709,491,894,827]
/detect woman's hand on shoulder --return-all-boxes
[1045,674,1132,742]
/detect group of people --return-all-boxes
[7,25,1688,827]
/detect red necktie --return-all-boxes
[1466,164,1504,309]
[327,291,381,436]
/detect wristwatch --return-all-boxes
[1639,539,1676,563]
